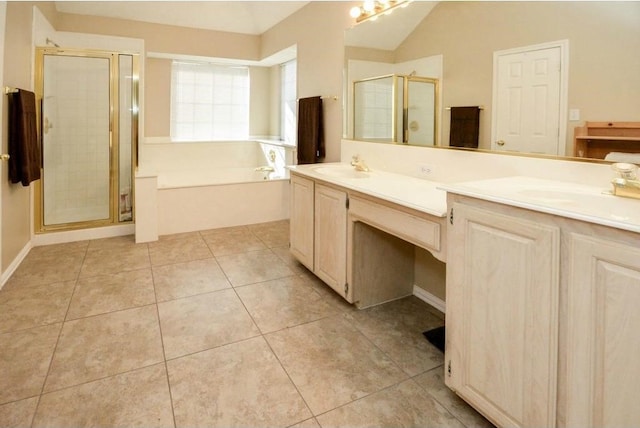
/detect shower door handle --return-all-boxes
[44,117,54,134]
[0,154,9,161]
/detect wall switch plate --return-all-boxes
[569,109,580,121]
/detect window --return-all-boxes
[170,61,249,141]
[280,60,297,145]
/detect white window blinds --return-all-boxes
[170,61,249,141]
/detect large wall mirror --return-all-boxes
[344,1,640,161]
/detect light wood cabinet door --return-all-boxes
[565,233,640,428]
[289,174,314,270]
[314,184,348,299]
[446,200,560,428]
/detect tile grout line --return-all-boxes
[407,365,473,428]
[149,244,178,428]
[29,243,90,428]
[202,228,318,426]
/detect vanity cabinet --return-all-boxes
[445,193,640,428]
[314,184,348,298]
[445,196,560,428]
[565,232,640,427]
[289,168,446,308]
[289,174,315,270]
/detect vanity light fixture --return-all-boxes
[349,0,412,23]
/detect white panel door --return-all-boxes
[493,46,561,155]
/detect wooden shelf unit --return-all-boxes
[574,121,640,159]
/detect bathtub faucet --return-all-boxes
[255,166,275,180]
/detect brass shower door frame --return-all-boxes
[352,73,440,145]
[403,75,439,146]
[33,47,139,233]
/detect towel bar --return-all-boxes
[446,106,484,110]
[4,86,18,95]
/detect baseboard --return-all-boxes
[31,224,135,247]
[413,285,446,314]
[0,241,33,290]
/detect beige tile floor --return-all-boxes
[0,220,493,428]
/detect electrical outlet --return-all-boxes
[417,164,433,175]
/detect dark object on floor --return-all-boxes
[423,326,445,353]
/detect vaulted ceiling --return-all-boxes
[54,1,311,35]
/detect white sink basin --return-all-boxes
[441,176,640,232]
[312,164,370,179]
[516,188,599,204]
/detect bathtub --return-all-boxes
[135,139,294,240]
[157,167,286,189]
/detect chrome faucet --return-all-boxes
[350,154,370,172]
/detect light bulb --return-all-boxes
[363,0,375,12]
[349,6,362,18]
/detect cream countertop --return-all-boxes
[288,163,448,218]
[439,176,640,233]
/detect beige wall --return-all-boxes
[414,247,446,302]
[249,66,271,137]
[1,2,46,270]
[143,59,275,138]
[393,1,640,153]
[145,58,171,137]
[262,2,354,162]
[57,13,261,61]
[57,3,355,148]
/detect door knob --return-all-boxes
[496,140,506,146]
[0,154,9,161]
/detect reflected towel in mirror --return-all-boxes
[449,106,480,149]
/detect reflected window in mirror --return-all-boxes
[281,59,297,146]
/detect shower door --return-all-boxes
[405,77,438,146]
[36,48,138,232]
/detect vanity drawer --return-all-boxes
[348,196,441,252]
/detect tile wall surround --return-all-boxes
[43,56,111,225]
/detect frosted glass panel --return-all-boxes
[353,76,394,142]
[119,54,133,222]
[407,79,436,146]
[42,55,110,226]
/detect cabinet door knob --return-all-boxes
[496,140,506,146]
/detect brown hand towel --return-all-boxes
[297,96,324,164]
[449,106,480,148]
[8,89,41,186]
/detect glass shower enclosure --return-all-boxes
[353,74,439,146]
[34,48,138,232]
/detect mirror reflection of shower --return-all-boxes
[353,74,439,146]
